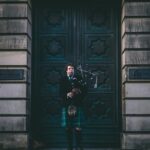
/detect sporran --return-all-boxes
[67,104,77,117]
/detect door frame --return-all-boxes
[31,0,122,148]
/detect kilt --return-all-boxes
[61,107,83,128]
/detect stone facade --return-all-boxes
[0,0,31,149]
[0,0,150,149]
[121,0,150,150]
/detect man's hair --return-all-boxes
[65,63,75,71]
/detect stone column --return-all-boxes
[122,0,150,149]
[0,0,31,149]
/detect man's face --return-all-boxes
[66,65,74,76]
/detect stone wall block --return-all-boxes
[122,134,150,149]
[122,3,150,19]
[126,117,150,131]
[125,83,150,98]
[0,100,26,114]
[0,51,27,65]
[0,134,27,149]
[0,35,28,49]
[0,1,31,150]
[122,51,150,66]
[0,4,28,18]
[0,83,26,98]
[122,18,150,36]
[125,100,150,114]
[0,117,26,131]
[122,35,150,50]
[126,18,150,32]
[0,20,27,33]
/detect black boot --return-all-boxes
[75,129,83,150]
[66,127,73,150]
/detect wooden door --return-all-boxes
[32,0,120,148]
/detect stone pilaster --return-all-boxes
[0,0,31,149]
[121,1,150,150]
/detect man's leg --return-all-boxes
[66,127,73,150]
[75,127,83,150]
[74,107,83,150]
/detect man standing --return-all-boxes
[59,63,87,150]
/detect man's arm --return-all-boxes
[59,78,68,106]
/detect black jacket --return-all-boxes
[59,74,87,107]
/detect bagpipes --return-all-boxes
[77,64,100,88]
[67,64,102,117]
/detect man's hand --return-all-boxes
[67,92,74,98]
[72,88,81,95]
[67,88,81,99]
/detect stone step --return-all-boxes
[35,148,120,150]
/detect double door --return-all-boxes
[32,1,120,148]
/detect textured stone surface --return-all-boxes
[125,83,150,98]
[0,20,27,33]
[122,35,150,50]
[28,20,32,38]
[0,35,28,49]
[125,116,150,131]
[0,116,26,131]
[122,51,150,66]
[0,100,26,114]
[0,1,31,150]
[0,4,28,17]
[122,67,126,83]
[0,19,31,38]
[122,134,150,149]
[122,18,150,36]
[121,1,150,150]
[27,3,31,22]
[0,83,26,98]
[125,100,150,114]
[0,133,27,149]
[0,52,27,65]
[28,36,31,52]
[122,2,150,19]
[27,52,31,68]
